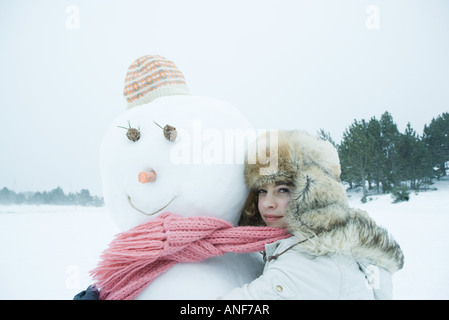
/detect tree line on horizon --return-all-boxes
[1,111,447,206]
[319,111,449,202]
[0,186,104,207]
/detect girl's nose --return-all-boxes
[262,193,276,209]
[138,170,157,183]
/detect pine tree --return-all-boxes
[0,187,16,205]
[48,186,67,205]
[77,189,93,206]
[366,116,386,193]
[423,112,449,179]
[397,123,433,189]
[339,119,373,201]
[317,129,337,148]
[30,191,45,205]
[379,112,401,191]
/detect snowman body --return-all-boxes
[100,95,263,299]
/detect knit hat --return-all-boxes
[123,55,190,109]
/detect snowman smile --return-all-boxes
[127,195,177,216]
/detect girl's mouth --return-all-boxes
[263,214,283,223]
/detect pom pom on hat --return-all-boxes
[123,55,190,109]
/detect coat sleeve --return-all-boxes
[219,265,301,300]
[219,249,342,300]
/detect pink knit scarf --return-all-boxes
[90,212,290,300]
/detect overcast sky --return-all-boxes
[1,0,448,196]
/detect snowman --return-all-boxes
[97,55,264,299]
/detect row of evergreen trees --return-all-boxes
[0,186,104,207]
[1,111,447,206]
[319,111,448,202]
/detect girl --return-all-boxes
[222,130,404,299]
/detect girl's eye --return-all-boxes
[257,189,267,194]
[279,188,290,193]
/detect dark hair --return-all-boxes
[238,191,266,226]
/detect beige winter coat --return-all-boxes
[223,235,393,299]
[225,130,404,300]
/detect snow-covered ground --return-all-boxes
[1,179,448,300]
[347,177,449,300]
[0,205,119,300]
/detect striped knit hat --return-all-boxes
[123,55,190,109]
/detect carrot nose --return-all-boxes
[138,170,157,183]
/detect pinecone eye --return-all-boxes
[118,121,141,142]
[153,121,177,142]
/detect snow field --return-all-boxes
[0,179,448,299]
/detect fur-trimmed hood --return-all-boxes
[241,130,404,273]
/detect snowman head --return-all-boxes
[100,56,254,230]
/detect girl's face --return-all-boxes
[257,183,291,229]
